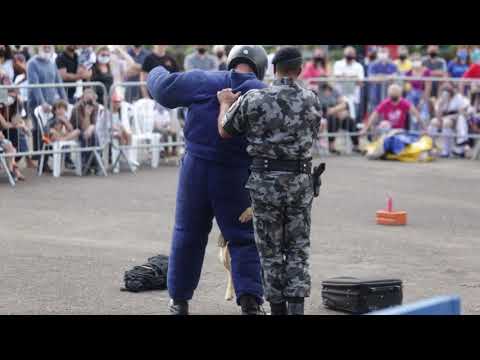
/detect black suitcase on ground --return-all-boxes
[322,277,403,314]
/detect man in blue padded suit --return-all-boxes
[147,45,269,315]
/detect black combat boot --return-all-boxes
[239,295,265,315]
[287,297,305,315]
[168,299,189,315]
[270,302,288,315]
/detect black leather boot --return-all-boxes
[168,299,189,315]
[239,295,265,315]
[287,297,304,315]
[270,302,288,315]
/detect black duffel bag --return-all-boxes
[122,255,169,292]
[322,277,403,314]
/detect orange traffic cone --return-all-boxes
[376,196,407,226]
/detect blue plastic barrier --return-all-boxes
[368,296,461,315]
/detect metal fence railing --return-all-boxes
[0,82,109,184]
[2,75,480,187]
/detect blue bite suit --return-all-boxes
[147,66,266,305]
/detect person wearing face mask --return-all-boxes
[140,45,178,99]
[333,46,365,121]
[91,47,114,106]
[27,45,67,168]
[361,84,423,138]
[213,45,227,71]
[300,48,329,91]
[404,54,432,106]
[183,45,218,72]
[394,46,413,75]
[448,47,470,78]
[367,47,398,113]
[422,45,448,98]
[56,45,92,104]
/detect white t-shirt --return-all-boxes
[332,59,365,104]
[0,59,14,81]
[438,93,470,114]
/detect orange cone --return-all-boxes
[376,196,407,226]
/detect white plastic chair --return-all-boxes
[111,101,137,173]
[34,105,82,178]
[132,98,162,168]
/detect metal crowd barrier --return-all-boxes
[0,82,109,185]
[2,75,480,185]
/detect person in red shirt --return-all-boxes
[300,48,329,91]
[361,84,423,137]
[462,61,480,95]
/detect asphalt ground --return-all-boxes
[1,156,479,315]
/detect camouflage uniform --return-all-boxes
[222,77,322,304]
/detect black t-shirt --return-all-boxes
[56,51,79,100]
[91,66,113,105]
[142,53,178,74]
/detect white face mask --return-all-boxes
[378,52,388,61]
[38,49,53,61]
[412,61,422,68]
[97,55,110,64]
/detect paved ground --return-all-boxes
[1,156,480,315]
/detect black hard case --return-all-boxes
[321,277,403,314]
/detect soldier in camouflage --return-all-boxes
[216,47,323,315]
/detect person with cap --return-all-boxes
[147,45,269,315]
[216,46,323,315]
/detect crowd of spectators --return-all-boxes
[301,45,480,158]
[1,44,480,183]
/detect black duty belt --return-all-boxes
[251,158,312,174]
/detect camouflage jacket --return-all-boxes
[222,77,322,204]
[222,77,322,161]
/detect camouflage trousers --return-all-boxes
[249,184,312,304]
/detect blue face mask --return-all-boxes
[457,49,468,61]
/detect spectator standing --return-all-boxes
[394,46,412,75]
[422,45,448,98]
[213,45,227,71]
[126,45,150,102]
[448,47,470,79]
[367,47,398,112]
[460,49,480,105]
[56,45,92,104]
[140,45,178,98]
[183,45,218,71]
[91,47,114,105]
[404,54,432,107]
[12,45,32,62]
[27,45,67,165]
[332,46,365,121]
[300,48,329,91]
[0,45,14,81]
[12,53,29,118]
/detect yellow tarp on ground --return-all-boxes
[365,131,435,162]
